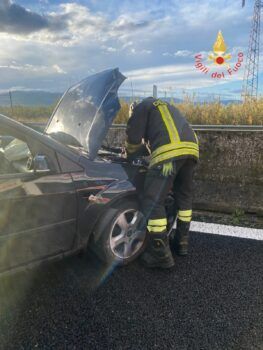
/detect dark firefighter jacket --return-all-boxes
[126,97,199,168]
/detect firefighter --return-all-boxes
[125,97,199,269]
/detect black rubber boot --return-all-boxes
[140,232,175,269]
[170,220,190,256]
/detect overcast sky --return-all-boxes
[0,0,259,98]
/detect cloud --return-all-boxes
[124,60,244,91]
[0,0,255,96]
[105,46,117,53]
[174,50,193,57]
[0,2,108,46]
[163,50,193,58]
[128,48,152,55]
[125,64,197,82]
[112,15,150,32]
[178,0,242,28]
[52,64,66,74]
[0,0,66,34]
[0,3,152,46]
[162,52,172,57]
[0,62,66,74]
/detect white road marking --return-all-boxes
[189,221,263,241]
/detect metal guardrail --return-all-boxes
[111,124,263,132]
[25,123,263,132]
[191,125,263,131]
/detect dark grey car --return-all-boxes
[0,68,148,276]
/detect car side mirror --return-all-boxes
[33,155,51,174]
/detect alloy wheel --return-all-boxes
[109,209,146,259]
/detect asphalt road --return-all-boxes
[0,232,262,350]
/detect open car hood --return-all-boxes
[45,68,126,160]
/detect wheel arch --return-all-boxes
[89,191,140,244]
[77,189,140,251]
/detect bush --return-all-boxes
[0,105,53,123]
[175,98,263,125]
[1,98,262,125]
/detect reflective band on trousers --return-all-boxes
[178,210,192,222]
[147,218,167,233]
[148,218,167,226]
[147,225,167,233]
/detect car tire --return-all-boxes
[91,200,146,266]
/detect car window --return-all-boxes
[0,133,32,175]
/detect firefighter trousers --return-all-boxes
[142,158,196,233]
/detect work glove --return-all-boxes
[162,161,174,176]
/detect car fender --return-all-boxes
[79,179,139,246]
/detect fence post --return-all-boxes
[9,91,14,116]
[153,85,158,98]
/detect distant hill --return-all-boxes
[119,96,241,105]
[219,99,242,105]
[0,90,241,107]
[119,96,183,103]
[0,92,183,107]
[0,90,62,107]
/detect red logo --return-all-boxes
[194,31,244,79]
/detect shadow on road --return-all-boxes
[0,233,262,350]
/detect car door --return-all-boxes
[0,129,77,274]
